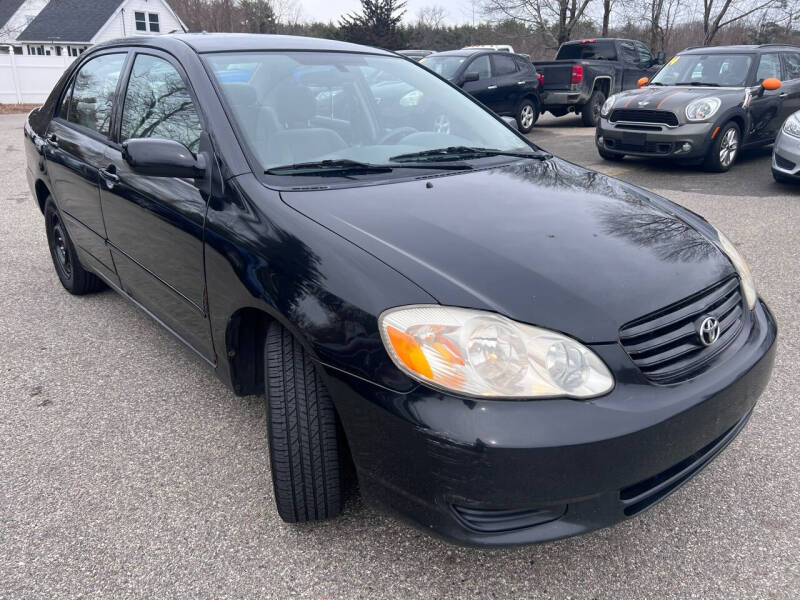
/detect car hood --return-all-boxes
[611,86,744,115]
[280,159,735,342]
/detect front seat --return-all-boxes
[263,83,348,167]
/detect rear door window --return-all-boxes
[492,54,518,76]
[67,53,126,136]
[782,52,800,80]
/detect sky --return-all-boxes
[295,0,481,26]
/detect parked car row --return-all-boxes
[594,43,800,178]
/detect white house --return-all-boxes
[3,0,185,57]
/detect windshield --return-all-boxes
[419,55,467,79]
[651,53,753,87]
[207,52,528,175]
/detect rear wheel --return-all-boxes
[264,321,343,523]
[516,98,539,133]
[581,90,606,127]
[44,197,105,295]
[704,122,740,172]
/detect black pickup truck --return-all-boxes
[536,38,664,126]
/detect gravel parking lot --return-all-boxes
[1,111,798,599]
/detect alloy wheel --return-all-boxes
[520,105,535,130]
[719,128,739,168]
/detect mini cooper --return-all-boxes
[596,44,800,171]
[24,34,776,546]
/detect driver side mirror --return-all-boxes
[461,71,480,86]
[655,51,665,66]
[637,77,649,87]
[762,77,782,92]
[122,138,207,179]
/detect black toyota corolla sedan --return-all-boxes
[597,44,800,171]
[24,34,776,547]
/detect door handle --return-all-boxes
[779,92,788,98]
[99,166,119,186]
[487,85,498,90]
[46,133,59,148]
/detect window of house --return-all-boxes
[13,46,22,55]
[148,13,160,32]
[120,54,203,151]
[135,11,147,31]
[67,53,126,136]
[55,46,62,56]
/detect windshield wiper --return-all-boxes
[675,81,720,87]
[389,146,552,163]
[265,158,472,176]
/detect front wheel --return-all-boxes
[44,197,105,295]
[516,98,539,133]
[581,90,606,127]
[264,321,343,523]
[704,122,740,172]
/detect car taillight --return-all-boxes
[571,65,583,84]
[537,72,544,86]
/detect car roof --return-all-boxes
[94,33,395,56]
[680,44,799,54]
[428,48,488,57]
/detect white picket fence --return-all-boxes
[0,53,75,104]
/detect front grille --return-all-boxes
[452,504,566,533]
[606,138,673,154]
[774,153,796,171]
[619,277,744,383]
[619,409,752,516]
[610,108,679,126]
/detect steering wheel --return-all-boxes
[378,127,418,145]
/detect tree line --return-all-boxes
[169,0,800,59]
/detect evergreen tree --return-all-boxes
[339,0,407,49]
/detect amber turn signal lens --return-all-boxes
[385,326,433,379]
[762,77,782,91]
[637,77,649,87]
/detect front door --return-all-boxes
[749,52,785,143]
[780,52,800,120]
[461,55,497,109]
[99,50,214,361]
[44,51,127,282]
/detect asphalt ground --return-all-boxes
[1,111,798,599]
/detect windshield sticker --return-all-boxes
[668,56,680,66]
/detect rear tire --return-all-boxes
[265,321,342,523]
[704,122,740,172]
[581,90,606,127]
[44,197,105,295]
[516,98,539,133]
[598,146,625,161]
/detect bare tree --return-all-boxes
[702,0,779,44]
[416,6,448,29]
[482,0,594,47]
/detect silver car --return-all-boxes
[773,109,800,183]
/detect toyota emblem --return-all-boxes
[698,316,720,346]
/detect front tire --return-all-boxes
[704,122,740,172]
[581,90,606,127]
[265,321,343,523]
[516,98,539,133]
[44,197,105,295]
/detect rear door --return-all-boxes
[44,51,128,283]
[461,55,496,109]
[749,52,785,143]
[489,53,520,114]
[99,50,214,360]
[780,51,800,119]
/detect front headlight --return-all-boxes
[600,95,615,117]
[783,112,800,137]
[685,97,721,121]
[714,228,757,309]
[379,305,614,399]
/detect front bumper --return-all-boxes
[772,129,800,178]
[597,118,715,160]
[323,300,777,547]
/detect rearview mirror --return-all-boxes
[762,77,782,91]
[637,77,649,87]
[501,116,518,131]
[461,72,480,85]
[122,138,207,178]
